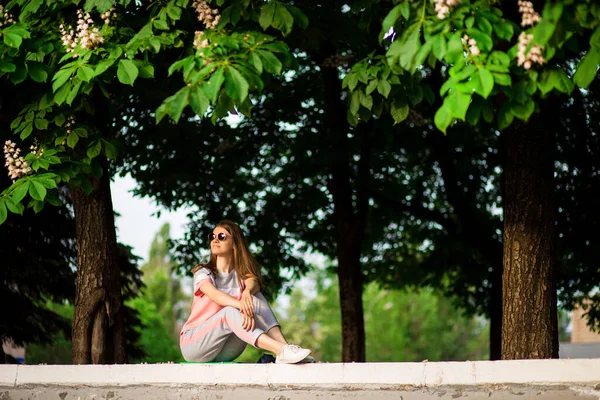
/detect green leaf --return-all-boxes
[168,87,191,123]
[360,92,373,110]
[3,32,23,48]
[117,59,139,86]
[190,85,210,116]
[12,181,30,203]
[380,4,403,40]
[28,62,48,82]
[259,3,276,31]
[390,99,409,124]
[67,132,79,148]
[432,35,447,60]
[445,32,463,64]
[249,52,264,74]
[286,5,308,30]
[77,65,96,82]
[85,0,113,12]
[494,21,514,41]
[573,47,600,89]
[446,92,471,121]
[533,19,556,47]
[10,116,22,130]
[203,67,226,103]
[0,61,16,72]
[389,24,420,71]
[434,105,452,133]
[52,67,76,92]
[550,68,574,94]
[153,18,169,30]
[5,197,24,215]
[34,119,48,130]
[498,103,514,130]
[511,98,535,121]
[224,66,249,103]
[87,140,102,158]
[0,200,6,225]
[166,4,182,21]
[479,68,494,99]
[366,79,378,95]
[139,64,155,79]
[66,81,82,105]
[37,178,57,189]
[101,139,118,159]
[377,79,392,98]
[492,72,511,86]
[20,122,33,140]
[350,90,360,114]
[95,59,115,76]
[256,50,283,74]
[273,3,294,36]
[54,114,66,127]
[475,16,493,35]
[29,180,47,201]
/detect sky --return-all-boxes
[110,173,191,264]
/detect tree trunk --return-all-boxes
[70,164,126,364]
[336,223,366,362]
[319,47,368,362]
[501,113,558,359]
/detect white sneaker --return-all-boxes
[275,344,311,364]
[298,355,316,363]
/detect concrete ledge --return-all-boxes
[1,359,600,399]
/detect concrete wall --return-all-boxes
[1,359,600,399]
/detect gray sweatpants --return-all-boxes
[180,292,279,362]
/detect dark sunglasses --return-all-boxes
[209,232,229,242]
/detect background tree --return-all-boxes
[280,268,489,362]
[128,223,188,363]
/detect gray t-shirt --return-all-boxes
[194,267,241,299]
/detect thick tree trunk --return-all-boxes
[501,114,558,359]
[70,165,126,364]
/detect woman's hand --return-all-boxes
[240,290,255,317]
[240,310,255,331]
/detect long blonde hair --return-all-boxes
[192,220,264,289]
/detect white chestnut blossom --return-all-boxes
[3,141,32,181]
[462,35,480,57]
[193,31,210,50]
[65,116,76,135]
[517,32,545,69]
[434,0,460,20]
[100,8,116,25]
[518,0,541,27]
[59,10,104,53]
[0,5,15,27]
[192,0,221,29]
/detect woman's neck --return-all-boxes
[216,255,233,274]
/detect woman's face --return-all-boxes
[210,226,234,257]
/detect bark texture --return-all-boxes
[501,112,558,359]
[71,167,126,364]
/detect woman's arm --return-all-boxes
[243,276,260,295]
[199,281,241,309]
[239,275,260,316]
